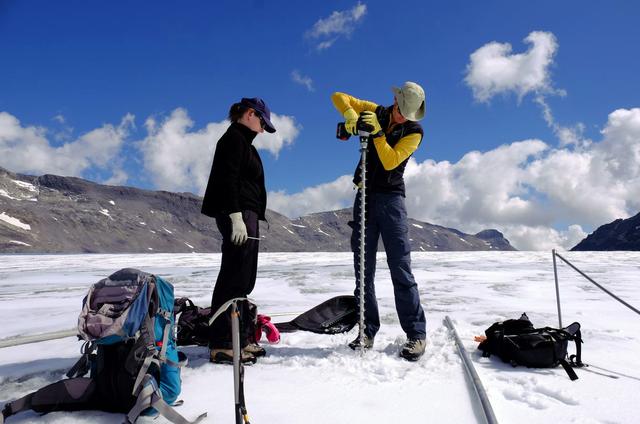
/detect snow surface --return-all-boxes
[0,212,31,230]
[11,180,37,192]
[1,181,38,202]
[0,190,20,201]
[317,227,330,236]
[8,241,31,247]
[0,252,639,423]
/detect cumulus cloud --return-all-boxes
[253,113,300,157]
[268,175,355,219]
[466,32,592,159]
[501,224,587,252]
[139,108,300,194]
[103,168,129,186]
[596,108,640,181]
[267,108,640,251]
[291,70,315,92]
[465,31,561,103]
[138,109,229,194]
[306,2,367,51]
[0,111,132,182]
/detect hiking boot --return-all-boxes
[348,334,374,350]
[243,343,266,357]
[210,348,257,365]
[400,338,426,361]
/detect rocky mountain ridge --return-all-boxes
[572,212,640,251]
[0,167,516,253]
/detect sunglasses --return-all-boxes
[254,110,266,129]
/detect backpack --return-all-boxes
[174,297,259,347]
[275,295,358,334]
[477,313,583,380]
[174,297,212,347]
[1,268,206,424]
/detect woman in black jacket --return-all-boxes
[201,97,276,364]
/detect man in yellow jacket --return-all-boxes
[331,81,427,361]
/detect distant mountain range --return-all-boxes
[572,212,640,251]
[0,167,515,253]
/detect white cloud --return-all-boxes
[465,31,593,167]
[317,38,337,51]
[139,108,301,194]
[465,31,560,103]
[0,111,132,181]
[268,175,355,219]
[291,70,315,92]
[596,108,640,181]
[252,113,300,157]
[306,2,367,51]
[138,108,229,194]
[500,224,587,251]
[103,168,129,186]
[267,108,640,251]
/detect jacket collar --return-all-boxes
[231,121,258,144]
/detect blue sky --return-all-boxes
[1,1,640,250]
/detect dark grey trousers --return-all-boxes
[351,192,426,340]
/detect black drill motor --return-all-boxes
[336,113,375,140]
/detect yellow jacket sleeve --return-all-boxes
[331,92,379,115]
[373,132,422,170]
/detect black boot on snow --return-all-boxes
[348,334,374,350]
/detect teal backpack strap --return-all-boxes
[157,308,172,362]
[132,306,161,396]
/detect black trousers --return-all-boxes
[210,210,259,349]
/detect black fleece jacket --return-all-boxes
[201,122,267,220]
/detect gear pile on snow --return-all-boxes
[477,313,584,380]
[1,268,205,424]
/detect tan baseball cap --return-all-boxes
[392,81,426,121]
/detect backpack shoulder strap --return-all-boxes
[559,359,579,381]
[567,324,584,367]
[66,341,96,378]
[125,375,206,424]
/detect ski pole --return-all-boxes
[552,249,563,328]
[231,301,251,424]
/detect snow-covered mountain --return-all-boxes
[0,167,515,253]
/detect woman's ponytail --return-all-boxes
[228,102,250,122]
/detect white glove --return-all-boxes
[229,212,248,246]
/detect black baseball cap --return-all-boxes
[240,97,276,133]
